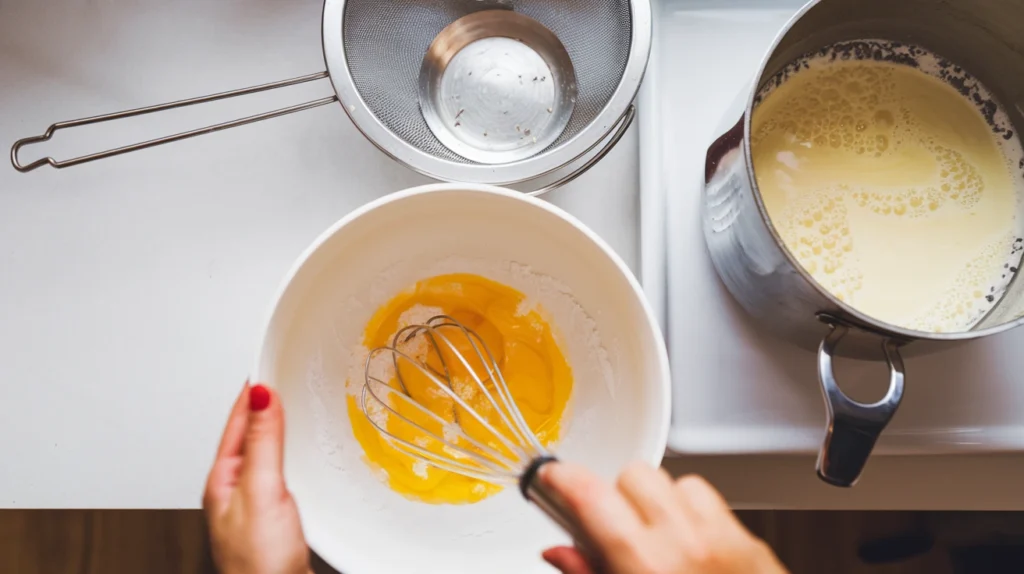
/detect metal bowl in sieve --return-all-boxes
[11,0,651,195]
[416,10,578,165]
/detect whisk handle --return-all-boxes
[521,457,603,570]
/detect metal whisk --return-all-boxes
[360,314,592,552]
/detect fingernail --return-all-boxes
[249,384,271,412]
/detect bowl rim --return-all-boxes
[252,183,672,574]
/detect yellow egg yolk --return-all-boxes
[347,273,573,504]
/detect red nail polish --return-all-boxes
[249,384,271,412]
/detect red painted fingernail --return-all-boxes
[249,384,271,412]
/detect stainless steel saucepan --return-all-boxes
[703,0,1024,487]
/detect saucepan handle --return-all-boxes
[815,317,905,487]
[11,72,336,172]
[527,105,635,197]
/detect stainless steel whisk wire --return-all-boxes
[360,316,549,484]
[359,315,597,561]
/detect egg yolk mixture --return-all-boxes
[346,273,573,504]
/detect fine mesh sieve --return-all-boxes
[11,0,651,194]
[342,0,631,165]
[327,0,650,189]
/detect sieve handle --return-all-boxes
[528,105,636,197]
[11,72,336,172]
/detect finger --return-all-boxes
[240,384,286,493]
[204,381,251,515]
[540,462,644,553]
[203,457,243,515]
[542,547,596,574]
[675,474,732,525]
[616,462,679,526]
[215,381,251,460]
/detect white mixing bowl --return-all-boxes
[254,184,670,574]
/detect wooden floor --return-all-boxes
[1,510,1019,573]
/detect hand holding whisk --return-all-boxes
[359,315,596,558]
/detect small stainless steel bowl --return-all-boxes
[418,10,577,164]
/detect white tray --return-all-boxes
[640,0,1024,456]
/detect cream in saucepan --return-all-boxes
[752,41,1024,333]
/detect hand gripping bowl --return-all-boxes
[252,184,671,574]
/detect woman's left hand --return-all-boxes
[203,382,311,574]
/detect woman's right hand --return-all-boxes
[539,462,788,574]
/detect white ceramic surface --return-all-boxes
[253,184,670,574]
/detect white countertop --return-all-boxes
[1,0,1022,510]
[0,0,640,508]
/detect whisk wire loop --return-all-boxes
[360,315,553,482]
[361,374,521,475]
[426,317,546,457]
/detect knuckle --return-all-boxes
[604,529,640,557]
[687,541,720,567]
[675,473,712,492]
[681,527,725,567]
[242,466,283,490]
[691,554,724,571]
[634,554,678,574]
[637,561,660,574]
[618,461,652,487]
[243,424,280,452]
[563,477,600,512]
[676,474,720,501]
[245,419,270,441]
[633,559,660,574]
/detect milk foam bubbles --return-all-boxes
[753,41,1024,332]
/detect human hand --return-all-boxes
[540,462,787,574]
[203,382,311,574]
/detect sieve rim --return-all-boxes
[321,0,652,185]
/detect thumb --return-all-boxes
[240,384,286,492]
[543,547,595,574]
